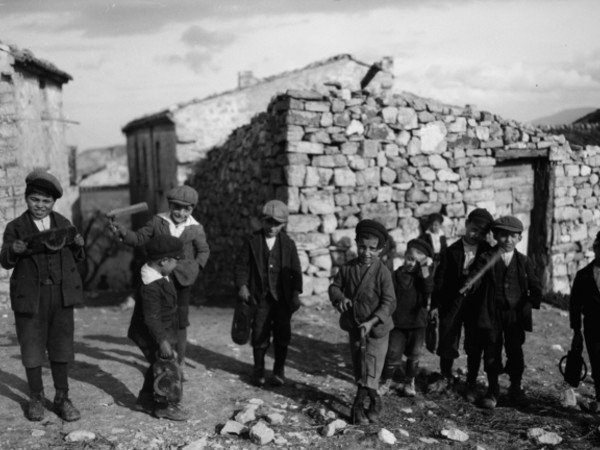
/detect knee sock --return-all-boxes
[26,366,43,395]
[141,366,154,394]
[440,358,453,377]
[176,328,187,364]
[50,362,69,393]
[466,355,481,385]
[273,345,288,376]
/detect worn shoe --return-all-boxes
[378,379,397,396]
[27,393,45,422]
[402,378,417,397]
[366,393,382,423]
[154,403,188,421]
[464,384,478,403]
[134,391,154,414]
[271,374,285,387]
[54,396,81,422]
[481,392,497,410]
[508,385,526,404]
[351,404,369,425]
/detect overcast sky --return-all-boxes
[1,0,598,150]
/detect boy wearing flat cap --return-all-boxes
[234,200,303,387]
[329,219,396,425]
[0,170,85,422]
[464,215,541,409]
[113,185,210,379]
[380,238,434,398]
[432,208,493,400]
[127,235,187,421]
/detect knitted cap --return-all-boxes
[355,219,388,247]
[145,235,184,260]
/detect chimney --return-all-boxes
[238,70,257,89]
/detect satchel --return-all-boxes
[231,299,256,345]
[425,316,439,354]
[153,354,182,403]
[559,350,587,388]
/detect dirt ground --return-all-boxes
[1,291,600,450]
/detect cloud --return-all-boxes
[161,50,218,74]
[181,25,234,49]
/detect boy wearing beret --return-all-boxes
[464,215,541,409]
[431,208,493,400]
[329,219,396,425]
[234,200,303,387]
[569,231,600,410]
[380,238,434,398]
[113,185,210,379]
[0,170,85,422]
[127,235,187,421]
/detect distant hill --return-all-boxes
[574,109,600,124]
[531,107,597,126]
[542,108,600,148]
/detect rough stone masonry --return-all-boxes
[190,85,600,304]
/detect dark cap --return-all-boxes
[406,238,434,259]
[467,208,494,229]
[356,219,388,248]
[492,216,524,233]
[262,200,289,223]
[25,169,63,199]
[145,235,184,261]
[167,185,198,206]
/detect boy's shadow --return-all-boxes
[0,368,30,417]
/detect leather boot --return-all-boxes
[252,348,267,387]
[54,390,81,422]
[366,388,383,423]
[440,357,454,379]
[351,387,369,425]
[481,374,499,410]
[27,391,45,422]
[272,345,288,386]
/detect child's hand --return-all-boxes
[73,234,85,247]
[572,329,583,350]
[11,240,27,254]
[336,297,352,313]
[359,317,378,336]
[238,285,251,303]
[429,307,439,322]
[159,340,173,359]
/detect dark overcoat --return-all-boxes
[569,261,600,332]
[0,211,84,314]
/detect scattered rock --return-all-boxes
[221,420,247,436]
[377,428,397,444]
[249,421,275,445]
[31,430,45,437]
[110,428,126,434]
[248,398,264,406]
[527,428,562,445]
[441,428,469,442]
[419,437,439,444]
[551,344,565,353]
[560,387,578,408]
[400,407,413,414]
[181,437,208,450]
[273,435,288,445]
[235,406,257,424]
[266,413,284,425]
[65,430,96,442]
[397,428,409,437]
[320,419,347,437]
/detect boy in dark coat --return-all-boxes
[570,231,600,410]
[0,170,85,422]
[127,235,187,421]
[113,185,210,379]
[329,219,396,425]
[380,238,434,397]
[419,213,447,267]
[234,200,303,387]
[465,216,541,409]
[432,208,493,400]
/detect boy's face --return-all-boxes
[356,236,382,266]
[429,220,442,234]
[26,192,55,220]
[263,217,286,238]
[404,247,427,270]
[158,256,179,276]
[494,230,522,253]
[464,221,486,245]
[169,203,193,224]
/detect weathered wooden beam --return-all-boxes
[495,148,549,161]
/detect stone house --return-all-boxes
[189,86,599,303]
[121,54,392,227]
[0,41,74,304]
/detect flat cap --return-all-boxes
[25,169,63,199]
[407,238,434,259]
[492,216,524,233]
[145,235,184,261]
[356,219,388,247]
[467,208,494,228]
[262,200,289,223]
[167,185,198,206]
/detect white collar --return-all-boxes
[158,212,199,228]
[140,264,169,285]
[32,215,51,231]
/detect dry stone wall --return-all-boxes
[191,87,598,302]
